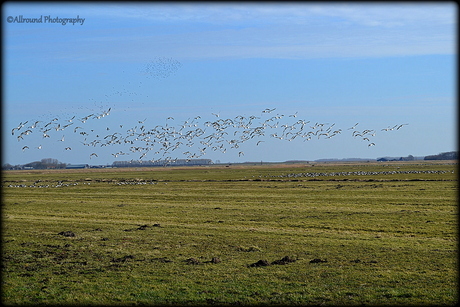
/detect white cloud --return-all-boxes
[4,2,456,61]
[48,21,453,61]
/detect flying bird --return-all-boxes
[348,123,359,130]
[397,124,409,130]
[30,121,41,129]
[262,108,276,113]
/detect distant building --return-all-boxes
[66,164,89,169]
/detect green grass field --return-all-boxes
[2,161,457,305]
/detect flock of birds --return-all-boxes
[12,106,408,163]
[10,56,409,163]
[143,57,182,79]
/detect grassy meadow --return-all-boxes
[1,161,457,305]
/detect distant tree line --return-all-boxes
[24,158,67,169]
[377,155,416,162]
[424,151,458,160]
[2,152,458,170]
[2,158,67,170]
[2,158,212,170]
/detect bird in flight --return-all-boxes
[348,123,359,130]
[30,121,41,129]
[397,124,409,130]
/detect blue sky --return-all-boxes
[2,2,457,165]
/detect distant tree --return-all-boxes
[23,158,66,169]
[41,158,59,165]
[425,151,458,160]
[24,161,42,169]
[2,163,13,170]
[40,158,65,168]
[397,155,415,161]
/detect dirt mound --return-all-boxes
[202,257,221,264]
[309,258,327,263]
[271,256,296,265]
[248,259,270,267]
[185,257,201,265]
[58,231,75,237]
[124,224,161,231]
